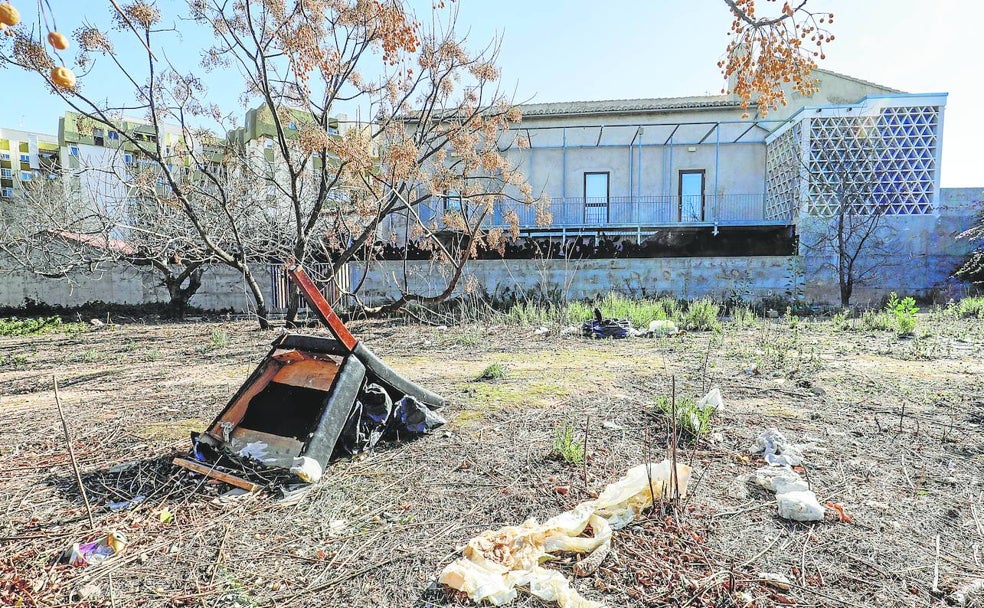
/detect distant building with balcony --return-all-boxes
[0,127,60,199]
[364,70,978,305]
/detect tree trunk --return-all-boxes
[240,264,270,329]
[163,265,204,318]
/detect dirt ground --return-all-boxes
[1,312,982,607]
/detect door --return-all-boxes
[679,170,705,222]
[584,172,609,224]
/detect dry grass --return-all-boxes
[1,314,982,607]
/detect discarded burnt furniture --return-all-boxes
[186,263,445,482]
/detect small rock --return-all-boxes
[533,326,550,336]
[90,318,105,327]
[553,486,569,495]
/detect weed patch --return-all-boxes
[551,421,585,464]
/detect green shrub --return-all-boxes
[0,316,86,337]
[731,306,757,328]
[886,292,918,335]
[654,394,715,438]
[831,311,850,331]
[209,328,230,349]
[551,421,585,465]
[684,299,721,331]
[956,297,984,319]
[477,362,506,381]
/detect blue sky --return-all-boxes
[3,0,981,186]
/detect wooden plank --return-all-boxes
[172,457,260,492]
[272,358,340,392]
[286,263,358,351]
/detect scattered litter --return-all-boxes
[212,488,251,506]
[439,460,692,607]
[776,490,825,522]
[601,420,623,431]
[766,309,780,319]
[278,484,313,507]
[158,507,174,524]
[581,308,631,339]
[89,318,105,327]
[648,319,680,335]
[750,428,804,467]
[825,501,854,523]
[236,441,275,463]
[107,495,145,511]
[753,467,808,494]
[745,365,761,376]
[758,572,792,591]
[534,326,550,336]
[77,583,102,601]
[749,429,827,522]
[697,388,724,413]
[290,456,323,483]
[62,531,127,567]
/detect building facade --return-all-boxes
[0,127,60,199]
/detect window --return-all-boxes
[20,154,30,163]
[124,153,134,164]
[288,122,297,130]
[583,172,610,223]
[0,153,8,160]
[264,139,274,149]
[108,131,120,140]
[1,168,11,179]
[678,170,705,222]
[442,192,463,213]
[1,187,12,197]
[93,128,105,146]
[20,171,31,181]
[69,146,79,157]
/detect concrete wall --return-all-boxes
[0,263,273,314]
[797,188,981,304]
[350,256,800,305]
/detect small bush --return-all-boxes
[831,311,850,331]
[956,297,984,319]
[731,306,757,328]
[684,299,721,331]
[0,353,30,367]
[551,421,585,465]
[209,328,230,349]
[886,292,918,335]
[655,394,715,438]
[477,362,506,381]
[0,316,86,337]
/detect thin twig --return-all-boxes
[582,414,590,490]
[54,375,95,531]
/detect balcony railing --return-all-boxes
[490,194,771,229]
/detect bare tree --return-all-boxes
[798,127,896,307]
[1,0,835,323]
[0,156,217,316]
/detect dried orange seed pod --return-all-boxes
[51,66,76,90]
[0,3,20,27]
[48,31,69,50]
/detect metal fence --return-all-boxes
[492,194,769,228]
[268,262,349,311]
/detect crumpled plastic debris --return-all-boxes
[107,495,145,511]
[750,428,804,466]
[336,388,446,457]
[697,388,724,413]
[439,460,692,607]
[237,441,275,463]
[648,319,680,335]
[776,490,825,522]
[63,531,127,567]
[753,467,808,494]
[290,456,323,483]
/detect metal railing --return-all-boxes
[490,194,770,228]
